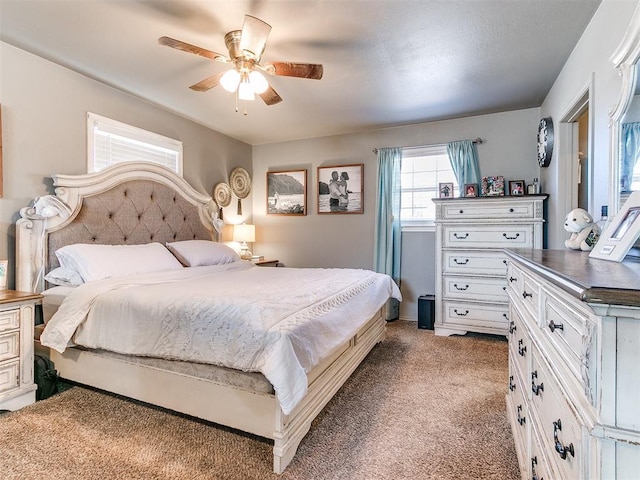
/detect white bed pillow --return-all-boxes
[55,242,183,282]
[166,240,240,267]
[44,267,84,287]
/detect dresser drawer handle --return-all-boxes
[548,320,564,332]
[509,375,516,392]
[503,233,520,240]
[509,321,516,334]
[453,258,469,265]
[453,233,469,239]
[509,276,517,283]
[453,309,469,316]
[518,339,527,356]
[502,259,508,265]
[531,456,542,480]
[453,284,469,291]
[522,291,533,299]
[517,405,526,426]
[509,208,514,213]
[531,370,544,395]
[459,209,464,214]
[553,419,575,460]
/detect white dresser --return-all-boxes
[433,195,546,336]
[505,249,640,480]
[0,291,42,411]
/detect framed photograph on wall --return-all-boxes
[464,184,478,197]
[439,182,454,198]
[509,180,525,196]
[481,176,505,196]
[317,164,364,214]
[267,169,307,216]
[590,191,640,262]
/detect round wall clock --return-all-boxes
[537,117,554,167]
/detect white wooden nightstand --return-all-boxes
[0,290,43,411]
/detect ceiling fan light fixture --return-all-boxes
[238,76,255,101]
[220,69,241,92]
[240,15,271,61]
[249,70,269,94]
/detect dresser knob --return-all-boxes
[517,405,526,426]
[509,321,516,334]
[531,456,541,480]
[459,209,464,214]
[548,320,564,332]
[509,375,516,391]
[518,339,527,356]
[509,208,514,213]
[509,276,517,283]
[553,419,575,460]
[522,291,533,299]
[531,370,544,395]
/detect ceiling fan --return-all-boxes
[159,14,324,112]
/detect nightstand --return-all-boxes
[254,259,280,267]
[0,290,43,411]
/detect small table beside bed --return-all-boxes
[16,162,400,474]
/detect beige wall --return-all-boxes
[252,108,542,319]
[0,42,252,288]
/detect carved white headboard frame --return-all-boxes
[17,162,218,293]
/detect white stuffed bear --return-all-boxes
[564,208,601,251]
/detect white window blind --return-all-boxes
[87,113,183,175]
[400,145,458,227]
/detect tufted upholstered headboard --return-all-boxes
[17,162,217,293]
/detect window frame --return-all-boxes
[400,144,458,231]
[87,112,183,175]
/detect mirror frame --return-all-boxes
[609,7,640,215]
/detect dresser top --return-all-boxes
[432,194,548,203]
[505,249,640,307]
[0,290,42,304]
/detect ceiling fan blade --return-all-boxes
[158,36,228,62]
[189,71,226,92]
[258,85,283,106]
[265,62,324,80]
[240,15,271,61]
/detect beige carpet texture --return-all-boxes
[1,321,519,480]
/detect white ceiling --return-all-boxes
[0,0,601,145]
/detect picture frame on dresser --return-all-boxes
[590,191,640,262]
[509,180,525,196]
[481,176,504,196]
[439,182,454,198]
[464,184,478,197]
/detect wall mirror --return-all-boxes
[609,9,640,216]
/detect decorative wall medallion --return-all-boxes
[213,182,232,219]
[229,167,252,215]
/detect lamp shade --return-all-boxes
[233,224,255,243]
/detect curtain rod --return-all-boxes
[372,138,484,154]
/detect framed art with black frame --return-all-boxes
[509,180,525,196]
[267,169,307,216]
[317,164,364,214]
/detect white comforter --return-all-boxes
[41,262,401,414]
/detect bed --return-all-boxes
[15,162,400,474]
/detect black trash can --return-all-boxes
[418,295,435,330]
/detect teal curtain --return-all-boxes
[373,147,402,320]
[446,140,481,196]
[621,123,640,192]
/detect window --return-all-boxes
[87,113,183,174]
[400,145,458,228]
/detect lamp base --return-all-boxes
[239,244,253,261]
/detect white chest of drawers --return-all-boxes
[0,291,42,411]
[433,195,546,336]
[505,249,640,480]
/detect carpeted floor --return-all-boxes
[0,321,519,480]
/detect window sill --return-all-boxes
[401,224,435,233]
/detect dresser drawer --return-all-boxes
[442,225,534,249]
[0,360,19,393]
[440,201,536,220]
[0,331,19,362]
[443,275,508,302]
[531,420,555,480]
[442,250,508,275]
[441,300,509,329]
[530,348,582,480]
[507,357,530,477]
[521,272,540,319]
[0,309,20,333]
[509,305,529,381]
[540,292,591,383]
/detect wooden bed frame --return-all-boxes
[16,162,386,473]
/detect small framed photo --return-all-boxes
[481,176,505,196]
[439,182,454,198]
[267,170,307,216]
[590,191,640,262]
[317,164,363,214]
[509,180,525,196]
[0,260,7,289]
[464,184,478,197]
